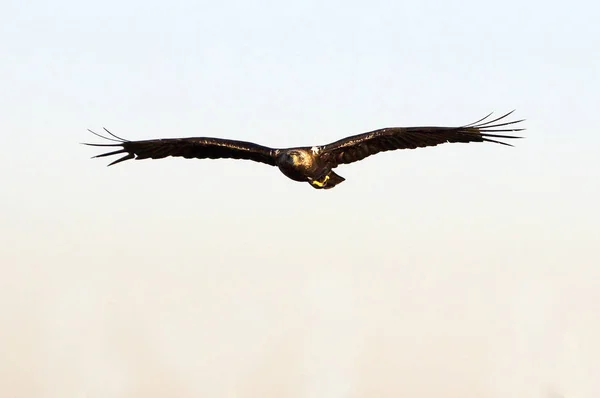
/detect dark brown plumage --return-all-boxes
[84,110,524,189]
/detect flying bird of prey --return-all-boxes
[85,111,524,189]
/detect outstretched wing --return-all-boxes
[84,129,278,167]
[319,111,525,167]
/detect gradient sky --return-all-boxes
[2,0,599,397]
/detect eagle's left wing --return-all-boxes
[84,129,278,167]
[318,111,525,167]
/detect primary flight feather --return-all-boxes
[84,110,524,189]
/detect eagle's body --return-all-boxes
[275,147,344,188]
[85,111,524,189]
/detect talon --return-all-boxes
[310,174,330,187]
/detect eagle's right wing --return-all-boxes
[84,129,278,167]
[318,111,525,168]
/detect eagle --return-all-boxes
[85,111,524,189]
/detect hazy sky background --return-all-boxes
[1,0,599,397]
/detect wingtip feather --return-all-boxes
[102,127,128,142]
[107,153,135,166]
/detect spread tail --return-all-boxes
[309,171,345,190]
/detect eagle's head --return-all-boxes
[285,149,313,168]
[275,149,317,182]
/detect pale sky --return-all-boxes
[1,0,599,397]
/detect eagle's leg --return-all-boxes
[309,171,345,189]
[310,174,331,188]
